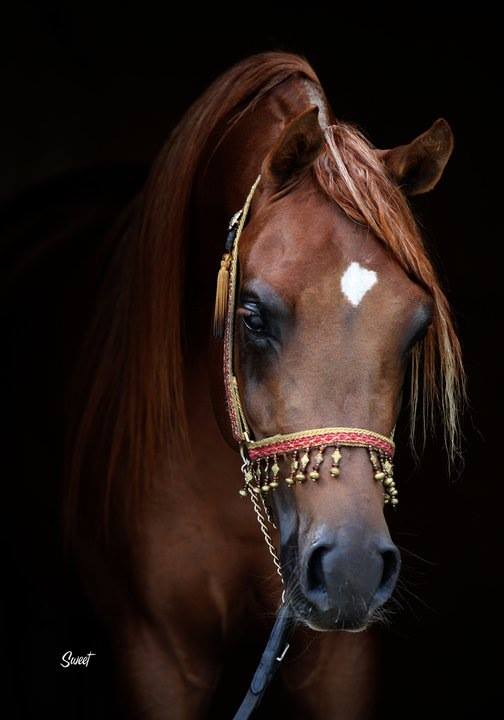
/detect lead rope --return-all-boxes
[232,603,294,720]
[231,453,292,720]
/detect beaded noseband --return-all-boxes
[213,174,398,510]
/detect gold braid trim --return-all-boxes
[247,426,395,451]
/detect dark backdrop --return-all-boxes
[1,3,500,719]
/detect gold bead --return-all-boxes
[285,477,294,486]
[314,451,324,466]
[330,467,340,478]
[391,498,399,506]
[331,448,342,465]
[384,496,390,504]
[390,488,398,496]
[374,471,385,481]
[384,477,394,487]
[269,480,279,489]
[383,459,393,474]
[295,472,305,483]
[300,452,310,470]
[245,470,253,483]
[253,486,261,494]
[239,488,247,497]
[309,470,319,481]
[261,484,270,493]
[271,462,280,477]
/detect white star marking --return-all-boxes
[341,261,378,307]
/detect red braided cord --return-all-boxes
[248,431,394,460]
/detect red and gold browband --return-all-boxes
[213,175,398,507]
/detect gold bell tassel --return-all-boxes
[213,252,231,338]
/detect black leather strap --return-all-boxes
[232,604,295,720]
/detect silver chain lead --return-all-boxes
[241,453,284,584]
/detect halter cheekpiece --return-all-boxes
[213,174,399,509]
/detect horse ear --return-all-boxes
[262,106,324,186]
[378,118,454,196]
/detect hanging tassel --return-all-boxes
[213,252,231,338]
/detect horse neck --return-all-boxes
[182,76,331,503]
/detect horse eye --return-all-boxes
[404,321,431,356]
[243,311,265,334]
[239,301,267,335]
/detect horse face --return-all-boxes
[237,184,433,630]
[232,109,446,631]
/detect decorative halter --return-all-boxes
[213,174,399,512]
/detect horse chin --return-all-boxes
[302,616,370,633]
[290,600,371,633]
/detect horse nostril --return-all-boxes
[306,544,328,595]
[376,546,401,600]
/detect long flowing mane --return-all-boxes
[65,53,321,544]
[65,52,465,545]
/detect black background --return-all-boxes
[1,3,500,719]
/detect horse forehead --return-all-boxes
[243,202,404,303]
[244,199,355,277]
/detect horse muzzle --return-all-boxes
[286,524,401,631]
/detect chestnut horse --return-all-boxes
[66,52,465,719]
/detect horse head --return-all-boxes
[223,106,456,631]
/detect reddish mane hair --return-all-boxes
[65,53,321,544]
[65,52,465,545]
